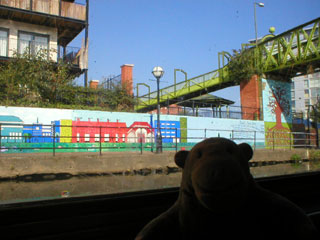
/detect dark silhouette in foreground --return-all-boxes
[136,138,318,239]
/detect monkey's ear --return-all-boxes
[238,143,253,161]
[174,150,189,169]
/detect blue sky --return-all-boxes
[72,0,320,106]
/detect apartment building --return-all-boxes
[0,0,88,75]
[291,71,320,118]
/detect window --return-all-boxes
[0,28,8,57]
[291,81,295,90]
[95,134,100,142]
[84,134,90,142]
[0,1,319,208]
[311,88,320,98]
[104,134,110,142]
[291,90,295,100]
[18,31,49,57]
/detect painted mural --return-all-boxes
[0,107,189,153]
[186,116,265,148]
[0,106,267,153]
[262,78,293,148]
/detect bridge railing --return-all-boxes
[137,17,320,111]
[257,17,320,72]
[138,69,220,105]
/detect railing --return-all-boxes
[258,17,320,73]
[148,105,261,120]
[0,123,317,156]
[59,45,81,65]
[100,75,122,90]
[0,0,86,21]
[138,69,220,106]
[3,37,80,65]
[136,18,320,111]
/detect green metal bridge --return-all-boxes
[135,17,320,112]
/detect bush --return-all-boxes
[308,150,320,161]
[290,153,302,167]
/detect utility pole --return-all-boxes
[84,0,89,87]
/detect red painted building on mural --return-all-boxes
[127,122,154,143]
[71,119,154,143]
[72,118,128,143]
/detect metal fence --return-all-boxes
[150,105,261,120]
[0,123,318,156]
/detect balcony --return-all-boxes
[0,36,82,74]
[0,0,86,21]
[0,0,87,46]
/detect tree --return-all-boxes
[0,49,75,106]
[267,85,291,130]
[0,48,134,111]
[227,48,262,84]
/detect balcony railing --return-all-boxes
[0,0,86,21]
[2,37,81,66]
[59,45,81,65]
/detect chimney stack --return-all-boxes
[121,64,134,95]
[89,80,99,89]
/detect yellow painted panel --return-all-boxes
[60,119,72,143]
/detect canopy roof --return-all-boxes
[176,94,234,108]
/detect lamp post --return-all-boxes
[254,2,264,46]
[254,2,264,121]
[152,66,164,153]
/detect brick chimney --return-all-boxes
[89,80,99,89]
[121,64,134,95]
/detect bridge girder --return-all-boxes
[135,17,320,112]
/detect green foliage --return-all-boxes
[308,150,320,161]
[308,149,320,168]
[290,153,302,167]
[227,49,262,84]
[310,102,320,126]
[0,49,134,112]
[0,49,75,105]
[56,84,134,111]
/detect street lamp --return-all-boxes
[254,2,264,46]
[152,66,164,153]
[254,2,264,121]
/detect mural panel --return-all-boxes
[262,78,293,148]
[262,78,292,126]
[187,116,265,147]
[0,106,266,152]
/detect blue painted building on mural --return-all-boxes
[0,115,24,143]
[154,120,181,143]
[23,124,55,143]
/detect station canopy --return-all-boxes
[176,94,234,108]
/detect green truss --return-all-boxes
[135,17,320,112]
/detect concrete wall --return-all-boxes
[0,19,58,60]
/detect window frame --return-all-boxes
[17,30,50,58]
[0,27,9,57]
